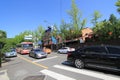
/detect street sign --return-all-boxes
[24,35,33,40]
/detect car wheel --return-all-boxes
[57,51,60,54]
[29,53,31,57]
[34,54,37,59]
[74,59,84,69]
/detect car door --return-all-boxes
[61,47,68,53]
[30,49,34,57]
[83,46,107,67]
[83,47,101,65]
[106,46,120,69]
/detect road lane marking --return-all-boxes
[32,56,58,63]
[40,69,76,80]
[18,55,48,69]
[0,70,10,80]
[54,65,120,80]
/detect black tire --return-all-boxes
[57,51,60,54]
[34,54,37,59]
[74,59,84,69]
[29,53,31,57]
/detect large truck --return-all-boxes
[16,42,33,54]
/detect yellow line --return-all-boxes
[18,55,48,69]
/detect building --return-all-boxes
[81,28,93,42]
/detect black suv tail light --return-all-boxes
[67,53,72,57]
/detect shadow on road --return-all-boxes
[2,58,12,63]
[23,75,46,80]
[61,61,120,76]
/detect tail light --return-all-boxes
[67,53,72,57]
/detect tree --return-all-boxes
[109,14,117,24]
[13,33,24,44]
[67,0,85,38]
[81,19,87,29]
[115,0,120,14]
[32,26,45,44]
[0,30,7,50]
[37,25,45,40]
[60,19,71,40]
[91,11,102,26]
[0,30,7,38]
[0,30,7,67]
[92,14,120,41]
[1,38,15,53]
[109,14,120,39]
[51,24,59,37]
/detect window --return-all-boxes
[34,49,42,52]
[75,48,83,53]
[107,46,120,54]
[84,47,107,54]
[84,47,94,53]
[61,47,68,49]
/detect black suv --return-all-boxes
[67,45,120,72]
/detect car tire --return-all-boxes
[29,54,31,57]
[57,51,60,54]
[74,59,84,69]
[34,54,37,59]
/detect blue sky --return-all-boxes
[0,0,119,38]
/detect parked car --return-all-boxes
[4,49,17,58]
[29,48,47,59]
[58,47,75,54]
[67,45,120,72]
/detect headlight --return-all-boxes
[37,54,42,56]
[6,53,10,56]
[13,52,16,55]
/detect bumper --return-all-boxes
[36,55,47,58]
[5,55,17,58]
[58,51,67,54]
[21,50,30,54]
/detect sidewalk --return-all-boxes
[0,70,10,80]
[0,58,12,80]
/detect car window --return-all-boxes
[84,47,94,53]
[84,47,106,54]
[61,47,67,49]
[75,48,83,53]
[34,49,42,52]
[11,50,15,52]
[107,46,120,54]
[11,49,16,52]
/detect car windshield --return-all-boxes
[61,47,68,49]
[22,44,33,48]
[10,49,16,52]
[34,49,42,52]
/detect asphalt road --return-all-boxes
[0,52,120,80]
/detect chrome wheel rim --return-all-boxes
[75,59,83,68]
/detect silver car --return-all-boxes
[57,47,75,54]
[4,49,17,58]
[29,48,47,59]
